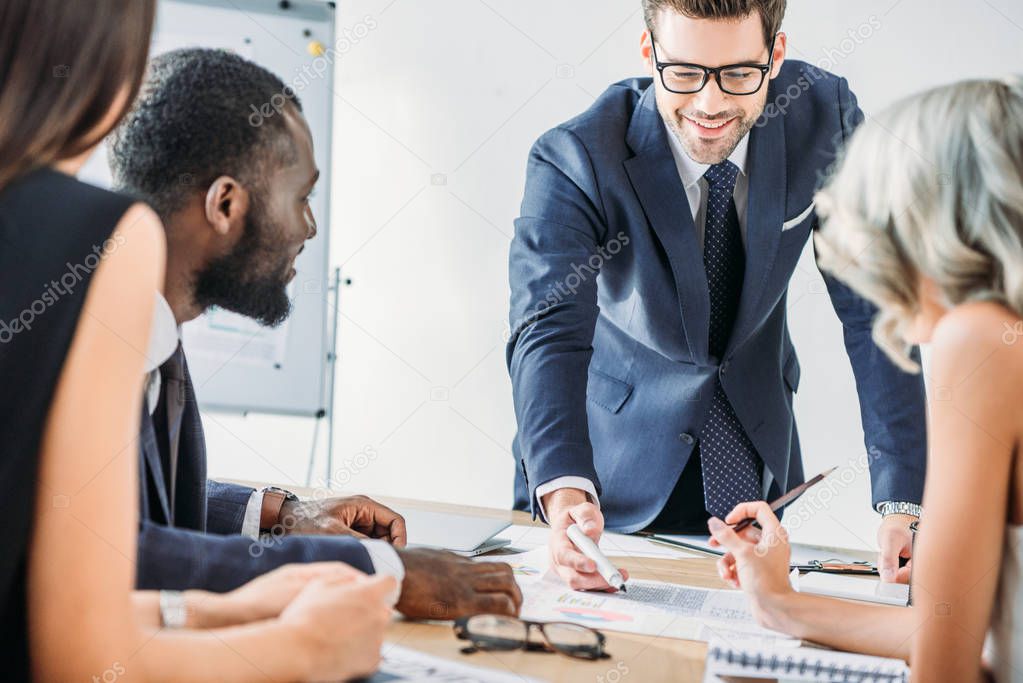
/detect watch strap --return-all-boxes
[259,487,294,532]
[878,501,922,518]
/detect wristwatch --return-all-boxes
[159,590,188,629]
[260,486,299,532]
[877,501,922,518]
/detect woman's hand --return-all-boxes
[206,562,365,627]
[707,501,795,629]
[280,572,398,682]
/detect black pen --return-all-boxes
[732,466,839,533]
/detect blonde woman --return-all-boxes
[707,75,1023,682]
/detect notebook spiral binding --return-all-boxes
[708,645,908,682]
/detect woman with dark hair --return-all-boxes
[0,1,394,680]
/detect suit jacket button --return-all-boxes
[679,432,694,444]
[720,360,730,374]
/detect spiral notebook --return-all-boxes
[702,639,909,682]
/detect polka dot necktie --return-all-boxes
[698,160,763,519]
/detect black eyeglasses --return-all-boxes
[454,614,609,660]
[650,32,778,96]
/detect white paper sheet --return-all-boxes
[519,577,797,644]
[480,548,798,644]
[475,548,552,583]
[370,644,547,682]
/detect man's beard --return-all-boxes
[193,204,293,328]
[670,105,762,165]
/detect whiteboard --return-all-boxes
[80,0,336,417]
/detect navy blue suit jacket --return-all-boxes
[136,353,373,592]
[507,62,927,533]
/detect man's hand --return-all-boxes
[543,487,628,591]
[279,495,407,546]
[877,513,916,583]
[393,548,523,620]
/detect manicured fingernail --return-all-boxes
[707,517,725,532]
[881,568,896,581]
[582,520,596,531]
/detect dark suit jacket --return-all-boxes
[136,352,373,592]
[507,62,928,532]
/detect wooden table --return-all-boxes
[264,486,725,682]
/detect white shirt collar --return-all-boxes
[145,292,180,374]
[663,120,750,190]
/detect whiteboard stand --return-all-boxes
[307,266,344,488]
[323,266,343,487]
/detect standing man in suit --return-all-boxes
[507,0,927,589]
[111,48,521,619]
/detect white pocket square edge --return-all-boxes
[782,202,816,230]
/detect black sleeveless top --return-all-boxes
[0,167,136,678]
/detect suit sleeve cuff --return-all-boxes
[534,476,599,524]
[361,540,404,606]
[241,490,264,539]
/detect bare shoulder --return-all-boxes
[932,300,1021,352]
[78,202,165,355]
[89,202,165,296]
[113,202,166,267]
[930,300,1023,396]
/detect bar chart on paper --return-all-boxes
[482,550,796,644]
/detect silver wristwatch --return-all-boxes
[877,501,922,518]
[159,590,188,629]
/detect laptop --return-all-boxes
[397,507,511,557]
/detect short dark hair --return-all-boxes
[642,0,786,47]
[0,0,155,190]
[110,48,303,219]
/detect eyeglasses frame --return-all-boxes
[649,31,780,96]
[453,615,609,661]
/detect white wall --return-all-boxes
[204,0,1023,551]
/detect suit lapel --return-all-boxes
[624,85,710,363]
[139,400,172,524]
[726,100,787,356]
[173,352,208,531]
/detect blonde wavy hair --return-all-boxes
[815,75,1023,372]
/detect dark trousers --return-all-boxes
[646,447,712,534]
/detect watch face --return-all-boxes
[265,486,298,500]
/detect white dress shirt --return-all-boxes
[144,294,404,594]
[534,125,753,521]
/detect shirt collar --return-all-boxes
[144,292,180,374]
[663,119,750,190]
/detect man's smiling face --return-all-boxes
[641,9,785,164]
